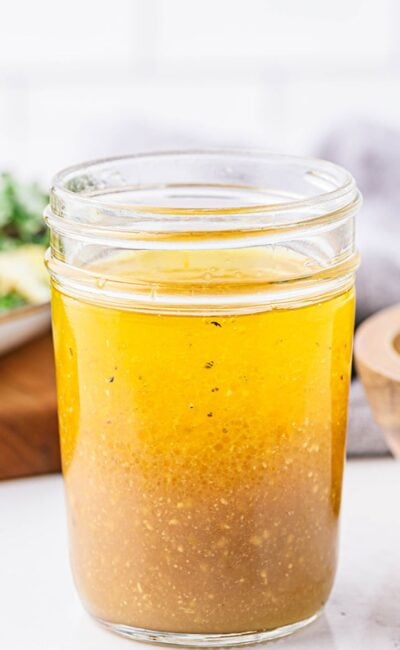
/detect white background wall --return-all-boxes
[0,0,399,182]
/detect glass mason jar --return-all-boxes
[45,151,360,647]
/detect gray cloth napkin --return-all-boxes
[347,380,389,456]
[318,120,400,456]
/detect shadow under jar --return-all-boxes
[45,151,360,647]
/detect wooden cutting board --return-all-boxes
[0,332,60,480]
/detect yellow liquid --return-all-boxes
[52,252,354,635]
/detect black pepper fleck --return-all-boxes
[210,321,222,327]
[207,412,213,417]
[211,387,219,392]
[108,376,115,383]
[68,347,74,357]
[204,361,214,369]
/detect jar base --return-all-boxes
[95,610,321,647]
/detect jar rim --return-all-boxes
[48,150,361,235]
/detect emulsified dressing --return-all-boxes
[52,248,354,635]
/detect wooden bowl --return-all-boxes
[354,304,400,457]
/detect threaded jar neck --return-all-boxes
[45,151,360,314]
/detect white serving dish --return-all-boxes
[0,302,51,356]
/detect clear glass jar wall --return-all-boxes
[46,152,360,647]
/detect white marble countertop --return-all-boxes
[0,459,399,650]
